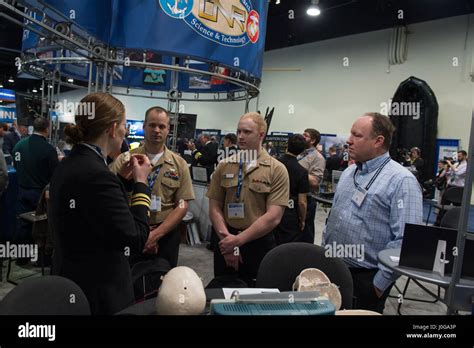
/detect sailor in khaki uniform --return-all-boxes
[110,107,194,267]
[207,112,289,286]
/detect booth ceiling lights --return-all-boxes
[307,0,321,16]
[7,77,14,83]
[0,84,3,88]
[389,26,408,65]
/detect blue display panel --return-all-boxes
[21,0,268,86]
[127,120,145,140]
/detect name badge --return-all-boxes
[151,195,162,212]
[227,203,245,219]
[352,187,367,207]
[225,173,235,179]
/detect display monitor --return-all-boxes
[127,120,145,140]
[400,223,474,279]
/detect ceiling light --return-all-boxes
[307,0,321,16]
[39,87,43,91]
[276,0,281,4]
[48,85,53,89]
[0,84,3,88]
[33,88,38,93]
[67,78,74,83]
[8,76,14,83]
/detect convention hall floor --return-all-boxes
[0,205,450,315]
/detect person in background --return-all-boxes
[267,141,276,157]
[298,128,326,244]
[434,151,468,225]
[3,121,28,156]
[190,133,219,168]
[13,117,59,265]
[325,146,343,181]
[223,133,238,158]
[408,147,425,183]
[274,134,309,244]
[446,150,467,188]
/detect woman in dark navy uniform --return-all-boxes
[49,93,153,315]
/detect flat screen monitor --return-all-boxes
[127,120,144,140]
[400,223,474,279]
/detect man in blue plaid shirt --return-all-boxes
[323,112,423,313]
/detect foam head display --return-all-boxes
[155,266,206,315]
[293,268,342,310]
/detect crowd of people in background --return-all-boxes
[0,98,469,315]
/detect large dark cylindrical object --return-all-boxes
[389,76,439,180]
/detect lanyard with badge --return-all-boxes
[148,165,162,212]
[352,157,391,207]
[228,158,245,219]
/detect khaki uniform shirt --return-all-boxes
[298,147,326,195]
[110,145,195,225]
[206,149,289,230]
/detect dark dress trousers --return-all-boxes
[49,144,151,315]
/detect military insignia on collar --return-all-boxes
[164,169,179,180]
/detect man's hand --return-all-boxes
[143,227,160,253]
[374,286,383,298]
[223,253,243,271]
[299,219,305,231]
[219,234,242,255]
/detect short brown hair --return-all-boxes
[365,112,395,150]
[304,128,321,146]
[33,117,50,132]
[64,92,125,144]
[144,106,169,125]
[240,112,267,134]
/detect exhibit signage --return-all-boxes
[22,0,268,80]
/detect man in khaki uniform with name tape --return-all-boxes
[110,106,194,267]
[207,112,289,286]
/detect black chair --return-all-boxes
[440,206,462,229]
[0,275,90,315]
[256,243,353,309]
[427,186,463,225]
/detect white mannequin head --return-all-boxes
[155,266,206,315]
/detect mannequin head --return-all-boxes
[155,266,206,315]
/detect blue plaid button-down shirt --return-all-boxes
[323,152,423,291]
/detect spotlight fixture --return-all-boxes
[307,0,321,16]
[8,76,14,83]
[33,88,38,93]
[0,84,3,88]
[67,78,74,83]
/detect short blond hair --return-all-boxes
[240,112,267,134]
